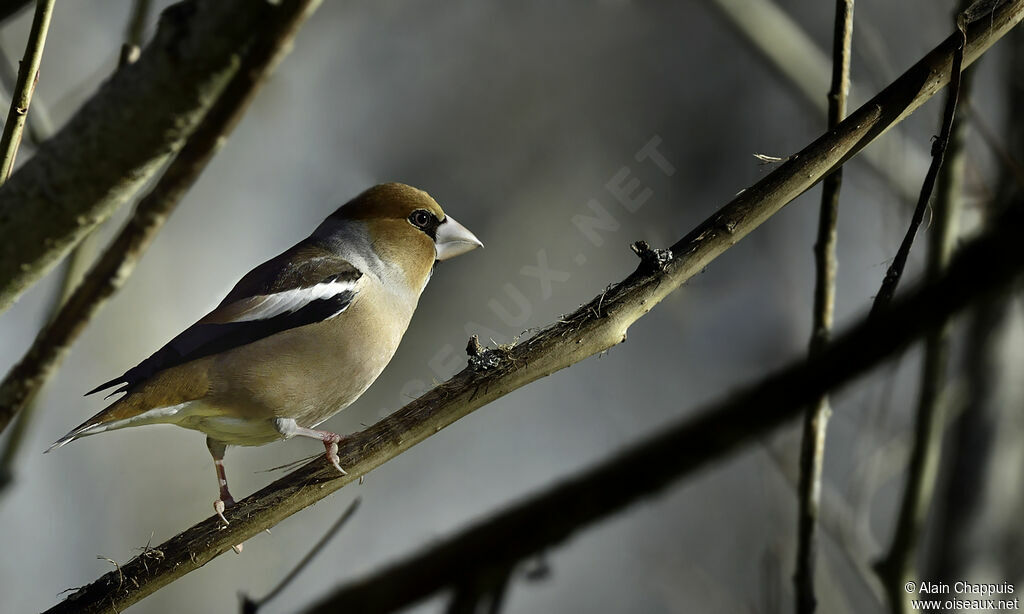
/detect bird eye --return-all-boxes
[409,209,433,229]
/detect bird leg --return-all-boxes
[206,437,235,523]
[273,419,348,475]
[206,437,243,553]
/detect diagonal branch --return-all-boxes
[0,0,55,180]
[0,0,323,434]
[297,200,1024,614]
[869,16,968,316]
[0,0,312,315]
[795,2,854,613]
[42,4,1024,612]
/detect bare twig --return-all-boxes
[0,0,322,315]
[0,0,323,435]
[795,2,853,612]
[39,9,1024,610]
[875,7,975,613]
[869,18,969,316]
[296,201,1024,614]
[930,24,1024,583]
[0,38,53,148]
[240,498,361,614]
[0,0,55,180]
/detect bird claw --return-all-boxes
[325,440,347,475]
[214,498,231,526]
[213,497,243,554]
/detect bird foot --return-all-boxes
[323,436,347,475]
[213,496,243,554]
[213,494,236,526]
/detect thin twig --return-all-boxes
[875,7,974,613]
[0,0,323,435]
[0,37,53,148]
[240,497,361,614]
[929,23,1024,584]
[795,2,853,613]
[869,18,969,317]
[296,201,1024,614]
[39,9,1024,610]
[0,0,54,180]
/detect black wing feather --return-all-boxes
[85,290,355,396]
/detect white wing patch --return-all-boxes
[212,278,360,324]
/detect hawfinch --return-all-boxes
[48,183,482,521]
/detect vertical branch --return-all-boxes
[875,6,974,613]
[795,2,853,612]
[930,24,1024,583]
[0,0,55,180]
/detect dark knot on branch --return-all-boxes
[466,335,509,372]
[630,240,673,272]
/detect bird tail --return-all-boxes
[45,418,111,452]
[45,399,191,453]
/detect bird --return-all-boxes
[47,183,482,526]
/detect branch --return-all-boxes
[795,2,853,612]
[0,0,55,180]
[0,0,323,435]
[297,200,1024,614]
[868,18,968,316]
[0,35,55,149]
[930,23,1024,583]
[875,6,979,609]
[0,0,314,314]
[876,36,970,605]
[40,6,1024,612]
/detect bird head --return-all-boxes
[317,183,483,292]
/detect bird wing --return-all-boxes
[86,242,363,396]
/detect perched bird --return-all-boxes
[48,183,482,524]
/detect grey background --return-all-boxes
[0,1,1020,613]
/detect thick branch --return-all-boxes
[795,2,853,613]
[0,0,296,314]
[43,4,1024,612]
[299,200,1024,614]
[0,0,323,434]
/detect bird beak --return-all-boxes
[435,215,483,261]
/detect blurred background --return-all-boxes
[0,1,1021,612]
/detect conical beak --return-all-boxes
[435,215,483,261]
